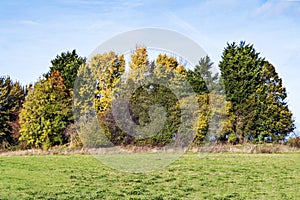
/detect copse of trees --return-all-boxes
[0,41,296,150]
[75,47,190,147]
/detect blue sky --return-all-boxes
[1,0,300,132]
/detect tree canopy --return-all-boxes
[1,41,296,150]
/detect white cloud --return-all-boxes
[19,20,40,26]
[253,0,293,17]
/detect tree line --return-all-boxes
[0,42,297,150]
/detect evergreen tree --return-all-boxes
[46,50,85,147]
[219,42,294,142]
[187,56,221,94]
[219,42,264,141]
[219,42,263,107]
[186,56,226,145]
[47,50,86,89]
[19,71,72,149]
[0,76,25,148]
[242,61,295,142]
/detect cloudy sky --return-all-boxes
[1,0,300,131]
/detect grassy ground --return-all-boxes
[0,153,299,199]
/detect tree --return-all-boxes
[129,51,185,146]
[0,76,25,148]
[89,51,125,114]
[242,61,295,142]
[219,42,264,141]
[259,62,295,141]
[187,56,221,94]
[73,51,128,147]
[19,71,72,149]
[185,56,226,145]
[219,41,294,143]
[104,48,191,146]
[219,101,235,142]
[219,42,263,107]
[129,46,149,69]
[46,50,86,147]
[47,50,86,89]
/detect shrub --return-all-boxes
[287,137,300,148]
[228,133,238,144]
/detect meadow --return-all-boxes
[0,152,299,199]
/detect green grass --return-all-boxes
[0,153,299,199]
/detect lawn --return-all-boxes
[0,152,299,199]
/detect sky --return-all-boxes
[1,0,300,133]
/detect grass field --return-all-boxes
[0,152,299,199]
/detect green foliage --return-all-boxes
[19,71,72,149]
[187,56,221,94]
[237,61,295,143]
[47,50,86,147]
[77,47,197,147]
[125,50,190,146]
[12,42,295,149]
[228,132,238,144]
[186,56,225,145]
[220,42,263,106]
[219,42,294,143]
[73,63,95,117]
[0,76,25,148]
[47,50,86,89]
[257,62,294,141]
[129,84,181,146]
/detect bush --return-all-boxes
[287,137,300,148]
[228,133,238,144]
